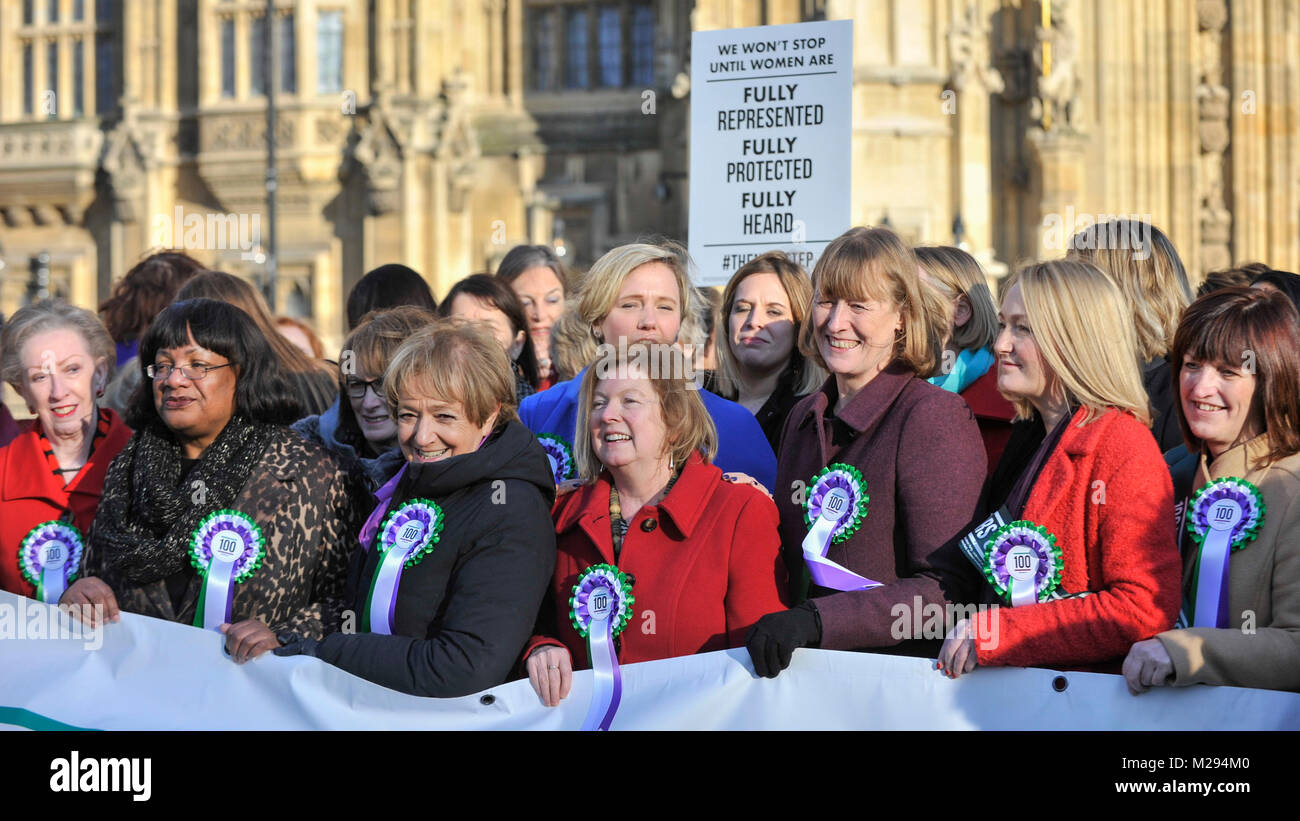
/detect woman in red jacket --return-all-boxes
[937,259,1182,676]
[524,343,788,706]
[0,300,132,602]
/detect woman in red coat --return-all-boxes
[524,343,788,706]
[0,300,132,601]
[938,260,1182,676]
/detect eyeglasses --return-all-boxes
[344,377,383,399]
[146,363,233,381]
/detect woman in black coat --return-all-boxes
[276,321,556,697]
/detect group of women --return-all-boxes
[1,222,1297,709]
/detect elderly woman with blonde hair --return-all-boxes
[518,241,776,490]
[1068,219,1192,451]
[937,259,1182,678]
[275,320,557,697]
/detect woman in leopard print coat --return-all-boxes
[65,299,370,662]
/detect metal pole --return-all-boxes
[264,0,278,311]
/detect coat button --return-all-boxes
[640,518,658,532]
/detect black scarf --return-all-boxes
[95,414,276,585]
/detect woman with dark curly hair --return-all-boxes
[63,299,369,664]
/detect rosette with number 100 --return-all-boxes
[363,498,444,634]
[800,463,882,591]
[190,510,265,630]
[569,564,634,731]
[20,521,83,604]
[1187,477,1265,628]
[537,434,576,485]
[982,520,1063,607]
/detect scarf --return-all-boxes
[95,414,277,585]
[928,347,995,394]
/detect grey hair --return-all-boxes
[1,299,116,390]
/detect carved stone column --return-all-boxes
[1197,0,1231,273]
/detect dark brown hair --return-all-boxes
[1170,286,1300,465]
[99,251,206,341]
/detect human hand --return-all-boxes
[1122,638,1174,695]
[937,618,978,679]
[525,644,574,707]
[221,619,280,664]
[58,577,120,626]
[722,472,771,498]
[555,479,586,497]
[745,603,822,678]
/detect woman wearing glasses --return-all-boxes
[293,306,436,488]
[63,299,370,664]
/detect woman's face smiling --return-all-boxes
[1179,355,1263,457]
[19,328,107,440]
[345,366,397,448]
[151,331,238,458]
[590,374,667,472]
[994,282,1057,406]
[811,282,902,394]
[397,391,499,464]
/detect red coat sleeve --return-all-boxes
[973,424,1182,668]
[724,489,790,647]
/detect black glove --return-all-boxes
[745,602,823,678]
[273,632,321,658]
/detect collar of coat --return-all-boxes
[1020,406,1147,527]
[1196,433,1275,486]
[554,451,717,559]
[793,360,915,436]
[0,409,132,504]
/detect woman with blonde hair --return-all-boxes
[275,320,557,696]
[746,226,987,677]
[177,271,338,416]
[524,343,787,707]
[518,241,776,490]
[937,259,1182,678]
[916,245,1016,470]
[713,251,825,451]
[1068,219,1192,451]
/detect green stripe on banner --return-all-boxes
[0,706,97,731]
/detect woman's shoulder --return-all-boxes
[263,425,350,481]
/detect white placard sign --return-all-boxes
[689,19,853,286]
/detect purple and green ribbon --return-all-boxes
[801,463,881,591]
[19,521,83,604]
[1187,477,1265,628]
[363,498,444,635]
[569,564,634,731]
[190,510,264,631]
[982,520,1063,607]
[537,434,576,484]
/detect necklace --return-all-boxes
[607,465,682,560]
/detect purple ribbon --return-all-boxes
[1191,485,1253,628]
[573,577,623,731]
[360,463,408,552]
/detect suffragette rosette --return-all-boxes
[190,510,265,630]
[1186,477,1266,628]
[363,497,444,634]
[982,520,1063,607]
[799,463,881,591]
[20,521,83,604]
[569,563,634,731]
[537,433,576,484]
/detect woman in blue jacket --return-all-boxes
[519,242,777,491]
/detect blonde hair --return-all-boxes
[384,319,520,429]
[573,343,717,481]
[1007,259,1151,425]
[1066,220,1191,361]
[714,251,825,397]
[915,245,998,354]
[798,226,951,378]
[549,299,598,382]
[576,241,703,353]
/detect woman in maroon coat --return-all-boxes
[747,226,987,677]
[524,344,788,706]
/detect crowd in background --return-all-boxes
[1,218,1297,707]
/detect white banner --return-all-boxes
[688,19,853,286]
[1,593,1297,730]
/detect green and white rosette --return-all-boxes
[982,520,1063,607]
[569,563,634,731]
[537,433,576,484]
[1187,477,1265,628]
[800,463,882,591]
[19,521,83,604]
[190,510,265,630]
[363,497,444,635]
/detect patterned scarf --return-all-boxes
[93,414,276,585]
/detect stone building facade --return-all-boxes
[1,0,1297,352]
